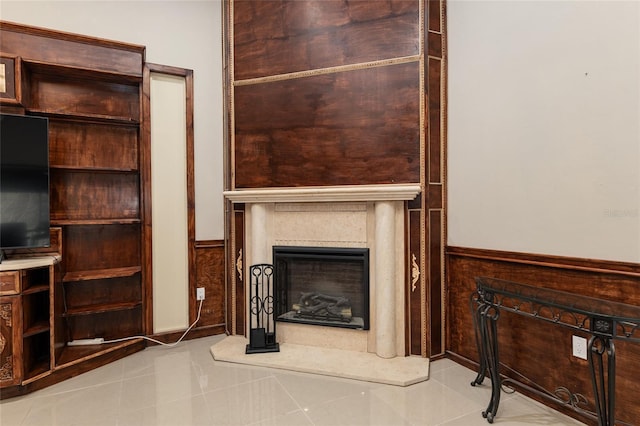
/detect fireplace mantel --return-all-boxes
[223,183,421,203]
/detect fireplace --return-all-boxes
[223,184,421,356]
[212,187,432,383]
[273,246,370,330]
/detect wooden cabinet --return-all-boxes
[0,295,21,387]
[0,259,56,388]
[20,265,51,381]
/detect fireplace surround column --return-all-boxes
[375,201,396,358]
[251,203,269,264]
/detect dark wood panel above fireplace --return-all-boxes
[233,0,420,80]
[234,61,420,188]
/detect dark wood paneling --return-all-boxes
[49,121,138,170]
[423,2,446,358]
[427,57,442,184]
[234,210,245,335]
[141,65,153,336]
[0,22,144,77]
[408,210,422,355]
[194,241,226,328]
[447,247,640,425]
[428,0,442,32]
[233,0,419,80]
[428,210,443,355]
[234,62,420,188]
[427,185,442,209]
[427,31,443,58]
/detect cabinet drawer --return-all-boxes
[0,271,20,295]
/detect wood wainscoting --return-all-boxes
[146,240,226,344]
[446,246,640,425]
[193,240,226,334]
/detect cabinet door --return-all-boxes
[0,296,22,387]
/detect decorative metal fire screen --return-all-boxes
[273,246,370,330]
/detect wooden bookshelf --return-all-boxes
[0,21,148,398]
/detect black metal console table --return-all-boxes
[470,276,640,425]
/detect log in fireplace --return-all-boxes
[273,246,370,330]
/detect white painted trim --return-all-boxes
[0,255,59,271]
[224,184,421,204]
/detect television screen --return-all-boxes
[0,113,50,250]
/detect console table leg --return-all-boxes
[471,293,489,386]
[588,336,616,426]
[481,306,501,423]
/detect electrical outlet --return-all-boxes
[197,287,205,301]
[572,335,587,360]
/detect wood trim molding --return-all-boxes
[1,20,144,77]
[234,55,421,86]
[446,246,640,277]
[0,20,145,53]
[141,63,196,334]
[141,65,152,335]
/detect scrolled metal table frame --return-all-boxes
[470,276,640,425]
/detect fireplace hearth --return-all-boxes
[273,246,370,330]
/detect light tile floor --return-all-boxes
[0,335,585,426]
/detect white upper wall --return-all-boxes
[0,0,225,240]
[4,1,639,261]
[448,0,640,263]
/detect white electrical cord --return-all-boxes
[100,298,204,348]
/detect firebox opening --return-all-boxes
[273,246,370,330]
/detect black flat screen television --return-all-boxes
[0,113,50,258]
